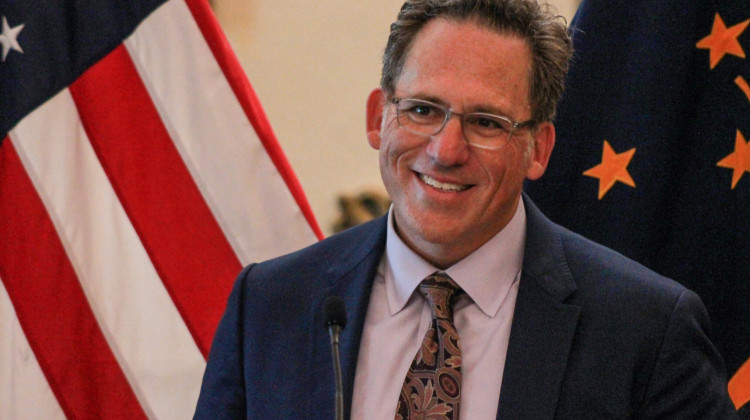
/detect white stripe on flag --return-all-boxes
[125,0,318,265]
[0,279,66,420]
[10,89,205,420]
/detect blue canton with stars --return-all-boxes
[0,0,167,139]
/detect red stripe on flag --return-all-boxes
[0,137,147,419]
[184,0,324,240]
[68,46,242,358]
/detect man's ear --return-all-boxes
[526,121,556,180]
[366,88,386,150]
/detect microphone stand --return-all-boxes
[324,296,347,420]
[328,323,344,420]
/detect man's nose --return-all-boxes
[425,116,470,167]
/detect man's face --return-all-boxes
[366,18,555,268]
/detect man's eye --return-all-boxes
[403,103,443,124]
[466,115,511,133]
[475,117,501,129]
[410,105,436,116]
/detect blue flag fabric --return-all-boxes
[525,0,750,412]
[0,0,165,138]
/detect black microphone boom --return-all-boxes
[323,296,346,420]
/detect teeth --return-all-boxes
[419,174,468,191]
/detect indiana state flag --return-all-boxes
[525,0,750,415]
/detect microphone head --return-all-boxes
[323,296,347,329]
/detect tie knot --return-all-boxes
[419,272,463,320]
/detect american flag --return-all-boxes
[0,0,322,418]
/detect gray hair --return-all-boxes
[381,0,573,124]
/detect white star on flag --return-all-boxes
[0,16,25,62]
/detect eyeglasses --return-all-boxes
[390,97,535,150]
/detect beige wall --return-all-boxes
[214,0,580,235]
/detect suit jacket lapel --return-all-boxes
[309,216,387,419]
[306,196,581,419]
[496,195,581,419]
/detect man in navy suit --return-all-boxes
[194,0,738,418]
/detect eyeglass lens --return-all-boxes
[394,98,516,149]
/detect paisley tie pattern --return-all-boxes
[396,272,464,420]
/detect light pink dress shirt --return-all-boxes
[351,200,526,419]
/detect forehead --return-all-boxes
[396,18,532,114]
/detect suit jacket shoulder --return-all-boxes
[194,217,387,419]
[497,195,737,419]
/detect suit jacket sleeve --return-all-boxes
[193,265,252,419]
[637,289,737,418]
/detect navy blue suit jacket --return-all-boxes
[194,195,737,419]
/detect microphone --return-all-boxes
[323,296,347,420]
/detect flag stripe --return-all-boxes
[124,0,320,266]
[0,139,147,420]
[181,0,324,240]
[10,89,205,419]
[1,0,322,416]
[0,279,66,420]
[69,44,241,358]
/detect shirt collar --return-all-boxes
[384,199,526,318]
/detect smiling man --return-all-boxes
[194,1,737,419]
[365,16,552,270]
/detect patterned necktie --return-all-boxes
[396,272,464,420]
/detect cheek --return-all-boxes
[481,143,529,188]
[503,138,533,173]
[378,135,407,192]
[379,147,395,184]
[379,135,399,172]
[380,129,419,172]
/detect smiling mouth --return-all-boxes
[419,173,469,192]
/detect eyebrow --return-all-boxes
[434,98,514,118]
[404,94,449,107]
[397,91,517,119]
[471,104,512,117]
